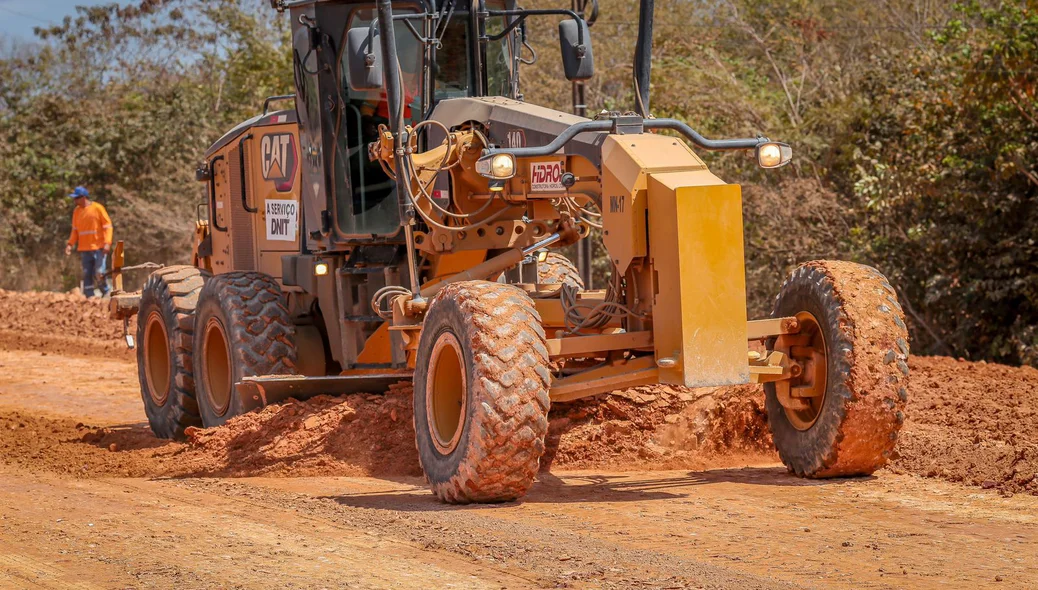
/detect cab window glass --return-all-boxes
[329,6,423,237]
[484,4,513,96]
[434,18,471,101]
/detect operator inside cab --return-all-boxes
[334,8,421,225]
[297,0,514,239]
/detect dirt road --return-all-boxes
[1,291,1037,588]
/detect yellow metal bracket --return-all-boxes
[748,350,795,384]
[550,355,658,402]
[746,316,800,340]
[545,331,652,359]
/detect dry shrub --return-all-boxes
[743,179,848,317]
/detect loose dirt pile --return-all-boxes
[543,383,774,471]
[183,382,420,477]
[889,356,1038,495]
[0,378,774,479]
[0,384,421,478]
[0,289,133,358]
[0,290,1036,495]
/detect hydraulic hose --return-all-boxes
[376,0,423,298]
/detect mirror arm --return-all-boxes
[485,14,527,42]
[647,120,768,151]
[485,9,585,46]
[401,18,428,43]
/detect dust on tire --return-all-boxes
[413,281,551,504]
[765,260,909,477]
[136,265,206,440]
[192,271,298,428]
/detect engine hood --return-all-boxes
[429,97,606,169]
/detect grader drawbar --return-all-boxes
[111,0,909,503]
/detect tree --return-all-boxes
[846,1,1038,364]
[0,0,292,290]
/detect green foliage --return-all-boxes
[0,0,292,290]
[2,0,1034,366]
[844,1,1038,364]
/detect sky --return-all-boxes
[0,0,111,40]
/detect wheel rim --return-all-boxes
[776,311,828,431]
[143,311,171,406]
[202,317,232,417]
[426,332,467,455]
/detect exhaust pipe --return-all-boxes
[633,0,654,116]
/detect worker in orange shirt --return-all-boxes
[63,186,114,298]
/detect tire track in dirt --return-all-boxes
[0,465,541,589]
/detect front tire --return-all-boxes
[137,266,206,439]
[193,272,297,428]
[413,281,551,503]
[765,261,909,477]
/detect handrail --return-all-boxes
[482,117,769,159]
[208,155,227,232]
[238,133,258,213]
[484,120,612,159]
[262,94,295,115]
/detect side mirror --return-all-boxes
[195,162,211,182]
[346,27,383,91]
[559,19,594,81]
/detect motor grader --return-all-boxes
[110,0,909,503]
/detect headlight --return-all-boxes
[314,261,329,276]
[756,142,792,169]
[476,153,517,179]
[492,154,515,177]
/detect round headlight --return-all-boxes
[491,154,515,178]
[759,144,782,168]
[757,142,792,169]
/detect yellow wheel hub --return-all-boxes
[426,332,467,455]
[774,311,828,431]
[143,311,171,406]
[202,317,232,416]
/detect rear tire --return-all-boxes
[765,260,909,477]
[537,252,584,289]
[136,266,206,440]
[413,281,551,503]
[193,272,297,428]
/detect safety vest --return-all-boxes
[67,202,113,252]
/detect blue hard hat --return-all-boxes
[68,186,89,199]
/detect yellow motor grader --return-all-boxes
[111,0,909,503]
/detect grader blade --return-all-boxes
[236,374,411,409]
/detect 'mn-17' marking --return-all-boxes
[609,195,625,213]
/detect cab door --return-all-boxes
[291,5,330,253]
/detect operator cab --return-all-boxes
[289,0,519,245]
